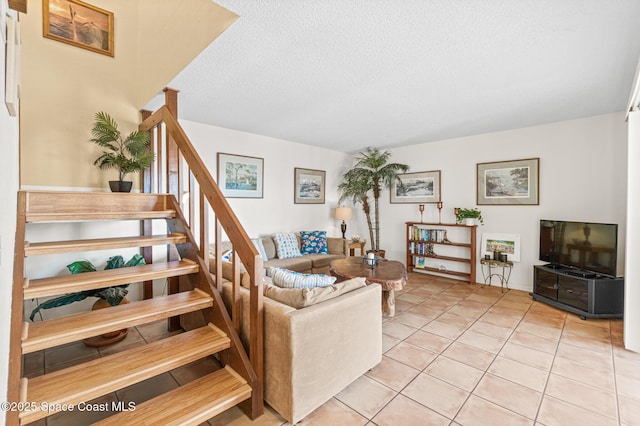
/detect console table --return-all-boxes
[480,258,513,292]
[348,240,366,256]
[533,264,624,319]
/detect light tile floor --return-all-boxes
[23,272,640,425]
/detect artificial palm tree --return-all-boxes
[338,148,409,253]
[90,111,155,191]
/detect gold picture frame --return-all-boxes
[43,0,114,57]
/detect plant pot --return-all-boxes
[109,180,133,193]
[82,297,130,347]
[464,218,477,226]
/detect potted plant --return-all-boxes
[90,111,155,192]
[455,207,484,225]
[29,254,145,346]
[338,148,409,257]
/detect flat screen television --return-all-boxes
[539,220,618,278]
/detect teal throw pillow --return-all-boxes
[300,230,328,255]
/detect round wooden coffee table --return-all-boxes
[330,257,407,317]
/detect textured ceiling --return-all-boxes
[151,0,640,153]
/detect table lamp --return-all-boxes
[335,207,352,239]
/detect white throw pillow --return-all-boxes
[270,267,337,289]
[273,233,302,259]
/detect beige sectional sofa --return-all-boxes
[220,277,382,424]
[209,233,381,423]
[258,234,349,275]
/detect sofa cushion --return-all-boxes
[300,230,328,255]
[251,238,269,261]
[208,241,233,257]
[327,237,345,255]
[263,277,366,308]
[274,233,302,259]
[304,253,345,269]
[209,258,251,288]
[262,237,277,260]
[265,257,312,274]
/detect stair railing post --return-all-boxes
[140,109,154,300]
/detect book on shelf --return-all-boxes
[409,242,435,256]
[409,226,448,243]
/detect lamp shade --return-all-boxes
[335,207,352,221]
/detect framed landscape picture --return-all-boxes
[390,170,441,203]
[481,233,521,262]
[43,0,114,57]
[294,168,325,204]
[217,153,264,198]
[477,158,539,205]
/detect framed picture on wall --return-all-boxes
[294,168,325,204]
[217,153,264,198]
[481,233,521,262]
[390,170,441,203]
[43,0,114,57]
[477,158,539,205]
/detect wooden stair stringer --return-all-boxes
[20,324,229,424]
[23,289,213,354]
[24,259,199,299]
[92,366,251,426]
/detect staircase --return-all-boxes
[8,190,257,425]
[7,90,265,425]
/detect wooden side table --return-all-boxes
[330,257,407,317]
[348,240,366,256]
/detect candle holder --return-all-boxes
[363,255,379,269]
[419,204,425,223]
[437,201,443,224]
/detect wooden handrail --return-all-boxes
[139,98,264,419]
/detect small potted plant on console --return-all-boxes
[455,208,484,226]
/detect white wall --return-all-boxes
[625,110,640,352]
[181,120,356,239]
[373,113,627,291]
[0,8,20,420]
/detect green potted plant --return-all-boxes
[338,148,409,256]
[90,111,155,192]
[29,254,145,320]
[455,207,484,225]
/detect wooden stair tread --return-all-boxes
[23,289,212,354]
[25,210,176,223]
[22,191,175,223]
[92,367,251,426]
[24,233,187,256]
[24,259,199,299]
[21,325,230,424]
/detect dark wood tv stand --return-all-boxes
[532,264,624,319]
